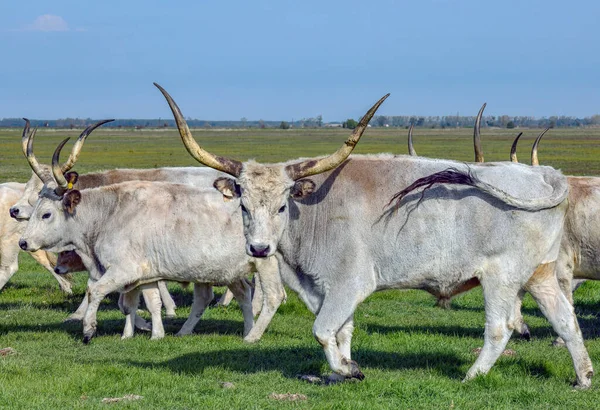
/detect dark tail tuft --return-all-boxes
[388,167,478,212]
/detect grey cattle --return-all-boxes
[13,121,278,329]
[11,121,177,324]
[19,140,283,343]
[513,133,594,322]
[0,182,71,293]
[156,83,593,388]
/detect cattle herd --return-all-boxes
[0,82,597,389]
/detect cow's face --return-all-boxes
[55,250,86,275]
[214,162,315,258]
[155,83,385,257]
[9,171,47,220]
[19,189,81,252]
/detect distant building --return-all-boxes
[325,123,342,128]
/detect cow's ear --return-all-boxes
[64,172,79,189]
[62,190,82,215]
[213,177,241,201]
[291,179,315,199]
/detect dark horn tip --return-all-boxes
[23,117,30,123]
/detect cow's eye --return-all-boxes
[42,212,51,220]
[278,205,286,214]
[240,204,248,214]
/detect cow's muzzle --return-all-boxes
[249,243,271,258]
[9,207,20,219]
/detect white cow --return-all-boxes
[14,121,282,334]
[0,182,72,293]
[156,83,593,388]
[19,137,284,343]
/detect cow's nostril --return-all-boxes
[18,239,28,251]
[9,207,19,218]
[249,244,270,257]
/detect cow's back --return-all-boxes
[280,155,568,294]
[77,181,251,283]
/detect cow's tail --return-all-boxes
[388,166,568,212]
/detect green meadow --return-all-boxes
[1,126,600,409]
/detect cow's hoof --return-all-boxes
[243,334,261,344]
[520,324,531,341]
[573,371,594,390]
[552,337,566,348]
[342,358,365,381]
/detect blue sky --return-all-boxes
[1,1,599,121]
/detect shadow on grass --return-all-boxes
[362,322,486,339]
[124,345,559,382]
[125,347,469,380]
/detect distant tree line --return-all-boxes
[2,114,600,129]
[369,114,600,129]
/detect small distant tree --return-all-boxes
[259,119,266,129]
[549,120,556,128]
[316,115,323,127]
[376,116,387,127]
[506,121,515,129]
[280,121,290,130]
[241,117,247,128]
[344,119,358,129]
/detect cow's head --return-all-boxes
[9,118,112,221]
[55,250,86,275]
[155,83,388,258]
[19,126,102,253]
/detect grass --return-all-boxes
[2,126,600,408]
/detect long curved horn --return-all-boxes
[52,138,71,195]
[21,118,31,156]
[61,119,114,172]
[26,127,52,184]
[473,103,486,163]
[408,123,417,156]
[285,93,390,180]
[154,83,243,177]
[531,127,550,166]
[510,132,523,163]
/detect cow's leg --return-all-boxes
[553,258,576,347]
[82,268,142,344]
[252,274,262,316]
[0,240,20,291]
[464,277,519,381]
[176,283,214,336]
[228,279,254,337]
[141,284,164,340]
[244,257,285,343]
[326,318,356,384]
[66,297,88,322]
[29,250,73,295]
[119,288,141,339]
[216,289,234,307]
[157,281,176,318]
[312,293,363,380]
[525,262,593,389]
[118,292,152,331]
[65,278,96,322]
[513,288,531,340]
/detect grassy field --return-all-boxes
[2,126,600,408]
